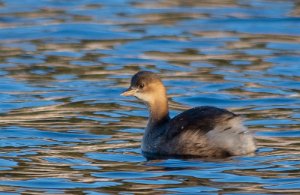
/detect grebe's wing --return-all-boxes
[165,106,256,155]
[166,106,238,139]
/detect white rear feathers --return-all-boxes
[207,117,256,155]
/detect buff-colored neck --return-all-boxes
[146,84,170,127]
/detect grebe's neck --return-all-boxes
[141,82,170,153]
[146,85,170,128]
[148,95,170,126]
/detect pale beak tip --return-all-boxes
[121,88,136,96]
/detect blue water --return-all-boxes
[0,0,300,194]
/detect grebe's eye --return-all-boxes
[139,83,144,89]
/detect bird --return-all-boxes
[121,71,256,159]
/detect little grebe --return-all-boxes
[121,71,256,158]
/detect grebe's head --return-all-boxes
[121,71,166,104]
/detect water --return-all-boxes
[0,0,300,194]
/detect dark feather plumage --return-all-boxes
[166,106,238,140]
